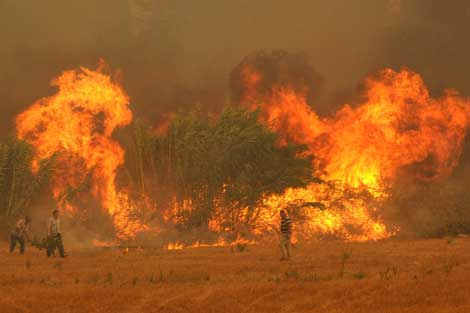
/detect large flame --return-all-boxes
[14,59,470,243]
[240,66,470,240]
[16,62,145,239]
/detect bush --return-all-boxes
[126,108,315,233]
[0,138,55,219]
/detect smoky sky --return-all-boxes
[2,0,470,135]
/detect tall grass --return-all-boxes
[0,138,55,218]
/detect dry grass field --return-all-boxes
[2,237,470,313]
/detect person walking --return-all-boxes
[47,209,65,258]
[279,210,292,260]
[10,216,32,254]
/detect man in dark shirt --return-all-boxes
[279,210,292,260]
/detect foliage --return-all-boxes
[127,108,314,232]
[0,138,55,218]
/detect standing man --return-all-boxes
[279,210,292,261]
[10,216,32,254]
[47,209,65,258]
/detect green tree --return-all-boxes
[127,108,314,233]
[0,138,55,218]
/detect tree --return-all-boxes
[127,108,314,233]
[0,138,55,218]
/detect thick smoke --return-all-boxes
[6,1,470,133]
[230,51,323,106]
[3,1,470,238]
[376,0,470,97]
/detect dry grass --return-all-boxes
[2,237,470,313]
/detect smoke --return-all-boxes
[230,51,324,106]
[3,1,470,238]
[0,0,440,132]
[375,1,470,94]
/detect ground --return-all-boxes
[1,237,470,313]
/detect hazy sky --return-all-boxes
[2,0,470,132]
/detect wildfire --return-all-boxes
[166,242,184,250]
[16,61,146,239]
[166,236,255,250]
[238,64,470,240]
[92,239,117,248]
[14,57,470,243]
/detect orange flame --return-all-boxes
[166,236,255,250]
[241,66,470,240]
[166,242,184,250]
[16,62,146,239]
[15,60,470,243]
[92,239,117,248]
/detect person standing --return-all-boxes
[279,210,292,260]
[47,209,65,258]
[10,216,32,254]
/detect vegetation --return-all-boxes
[2,238,469,313]
[0,138,54,218]
[127,108,314,232]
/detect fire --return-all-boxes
[14,57,470,243]
[238,65,470,240]
[166,242,184,250]
[92,239,116,248]
[166,236,255,250]
[16,61,146,239]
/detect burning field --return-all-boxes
[5,2,470,312]
[2,52,470,311]
[231,53,470,241]
[6,52,470,247]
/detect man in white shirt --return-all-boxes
[10,216,31,254]
[47,209,65,258]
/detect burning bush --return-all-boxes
[9,55,470,244]
[127,108,314,234]
[230,50,470,240]
[15,62,147,240]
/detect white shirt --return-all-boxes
[48,217,61,235]
[13,218,30,237]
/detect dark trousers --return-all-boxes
[10,234,25,254]
[47,233,65,258]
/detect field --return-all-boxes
[2,238,470,313]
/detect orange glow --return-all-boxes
[15,60,470,243]
[16,61,146,239]
[166,242,184,250]
[92,239,117,248]
[166,236,255,250]
[240,66,470,240]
